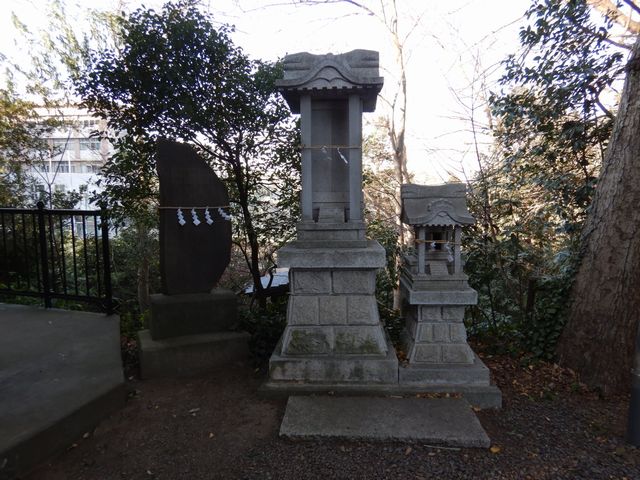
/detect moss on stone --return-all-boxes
[287,329,330,354]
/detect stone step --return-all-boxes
[279,396,491,447]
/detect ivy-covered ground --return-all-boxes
[26,349,638,480]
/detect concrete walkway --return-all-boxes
[0,304,125,479]
[280,396,491,447]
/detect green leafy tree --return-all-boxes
[466,0,626,359]
[0,88,56,207]
[74,1,300,307]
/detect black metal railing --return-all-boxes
[0,201,113,314]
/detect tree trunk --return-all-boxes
[557,36,640,393]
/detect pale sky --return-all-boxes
[0,0,530,183]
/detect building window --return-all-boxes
[54,184,66,193]
[55,163,70,173]
[81,119,98,129]
[80,138,101,151]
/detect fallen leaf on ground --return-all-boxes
[490,445,501,454]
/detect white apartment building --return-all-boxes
[31,106,113,209]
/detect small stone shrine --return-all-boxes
[266,50,398,387]
[138,139,248,378]
[398,183,501,405]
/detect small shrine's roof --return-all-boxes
[401,183,475,226]
[276,49,383,113]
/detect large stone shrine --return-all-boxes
[398,183,501,405]
[266,50,398,386]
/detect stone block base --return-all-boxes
[267,337,398,385]
[399,353,491,386]
[149,289,237,340]
[138,329,249,379]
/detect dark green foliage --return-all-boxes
[240,297,288,365]
[109,219,161,315]
[366,216,403,346]
[367,217,400,311]
[75,1,300,305]
[466,0,626,359]
[0,89,54,207]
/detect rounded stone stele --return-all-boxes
[156,139,231,294]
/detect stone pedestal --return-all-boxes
[140,288,245,378]
[148,289,237,340]
[267,241,398,386]
[138,329,249,379]
[398,272,501,407]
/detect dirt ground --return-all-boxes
[25,353,639,480]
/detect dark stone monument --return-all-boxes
[139,140,248,378]
[156,139,231,295]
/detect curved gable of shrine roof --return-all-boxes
[406,210,471,227]
[401,199,475,226]
[276,60,383,91]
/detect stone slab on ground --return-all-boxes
[0,304,125,479]
[138,329,250,378]
[260,382,501,409]
[279,396,490,447]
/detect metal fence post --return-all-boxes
[100,209,113,315]
[36,201,52,308]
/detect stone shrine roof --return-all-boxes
[276,49,384,113]
[401,183,475,227]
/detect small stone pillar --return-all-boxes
[266,50,398,387]
[398,184,501,405]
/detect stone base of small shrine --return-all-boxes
[148,289,237,340]
[266,240,398,386]
[398,278,502,408]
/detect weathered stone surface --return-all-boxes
[432,323,449,343]
[283,327,332,355]
[398,354,492,386]
[333,326,387,355]
[442,344,475,364]
[288,296,319,325]
[346,296,378,325]
[318,296,347,325]
[443,306,466,321]
[156,139,231,295]
[412,344,441,363]
[148,290,237,340]
[269,337,398,384]
[401,183,475,226]
[420,306,442,321]
[278,242,386,269]
[276,50,384,113]
[450,323,468,342]
[279,397,491,447]
[401,284,478,306]
[415,323,432,342]
[333,270,376,294]
[139,330,249,379]
[291,270,331,294]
